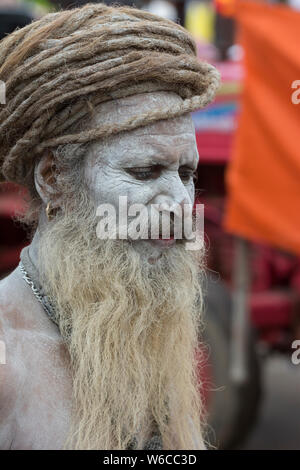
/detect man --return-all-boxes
[0,3,219,449]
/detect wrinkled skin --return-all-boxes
[0,91,200,449]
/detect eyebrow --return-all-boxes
[122,141,198,168]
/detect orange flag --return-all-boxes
[224,1,300,255]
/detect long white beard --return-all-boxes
[37,191,206,449]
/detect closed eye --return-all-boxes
[125,165,163,181]
[125,164,197,183]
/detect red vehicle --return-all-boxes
[193,59,300,449]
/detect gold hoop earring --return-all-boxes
[46,201,55,221]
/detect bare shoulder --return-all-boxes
[0,266,61,399]
[0,267,60,447]
[0,268,71,449]
[0,266,56,408]
[0,270,25,448]
[0,270,26,409]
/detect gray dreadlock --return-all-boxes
[0,2,220,190]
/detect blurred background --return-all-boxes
[1,0,300,450]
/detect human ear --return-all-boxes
[34,150,62,207]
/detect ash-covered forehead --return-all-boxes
[86,90,198,166]
[88,90,187,127]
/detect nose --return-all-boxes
[151,173,193,211]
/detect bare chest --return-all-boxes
[7,330,73,450]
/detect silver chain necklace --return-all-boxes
[19,261,59,327]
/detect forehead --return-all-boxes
[86,91,198,166]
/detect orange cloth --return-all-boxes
[224,0,300,255]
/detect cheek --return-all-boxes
[126,182,157,207]
[84,165,154,208]
[84,164,116,205]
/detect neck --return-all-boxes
[27,209,49,276]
